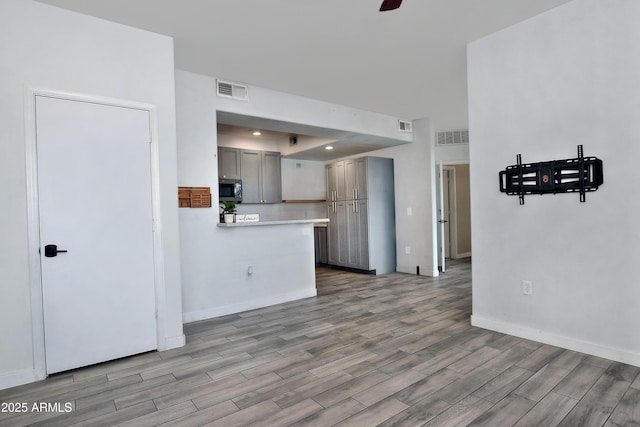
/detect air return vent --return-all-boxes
[216,80,249,101]
[436,129,469,146]
[398,120,412,133]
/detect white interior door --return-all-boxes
[36,96,157,374]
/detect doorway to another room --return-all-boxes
[437,162,471,273]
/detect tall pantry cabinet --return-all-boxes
[326,156,396,274]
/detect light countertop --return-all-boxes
[217,218,329,228]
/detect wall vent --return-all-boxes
[436,129,469,146]
[216,80,249,101]
[398,120,413,133]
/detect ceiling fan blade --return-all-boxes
[380,0,402,11]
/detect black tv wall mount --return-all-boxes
[499,145,603,205]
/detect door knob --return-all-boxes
[44,244,68,257]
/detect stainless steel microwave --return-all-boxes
[219,178,242,202]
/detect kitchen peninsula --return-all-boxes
[177,217,329,323]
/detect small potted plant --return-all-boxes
[220,201,237,223]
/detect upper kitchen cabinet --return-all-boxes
[240,149,282,204]
[327,158,368,201]
[326,161,345,201]
[260,151,282,204]
[218,146,241,179]
[345,158,368,200]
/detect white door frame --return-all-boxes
[24,88,168,381]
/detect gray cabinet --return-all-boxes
[218,147,241,179]
[219,147,282,204]
[326,161,345,201]
[314,226,328,264]
[345,158,368,200]
[260,151,282,204]
[327,200,348,265]
[328,158,368,201]
[347,199,369,270]
[240,150,261,203]
[325,156,395,274]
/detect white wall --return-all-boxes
[0,0,184,389]
[281,159,326,201]
[468,0,640,366]
[435,144,470,163]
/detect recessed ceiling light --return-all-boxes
[252,130,262,136]
[325,146,334,150]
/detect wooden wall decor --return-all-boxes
[178,187,212,208]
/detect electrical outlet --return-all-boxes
[405,246,411,254]
[522,280,533,295]
[407,207,413,217]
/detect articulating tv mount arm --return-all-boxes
[499,145,603,205]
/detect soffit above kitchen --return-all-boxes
[217,112,410,161]
[36,0,573,123]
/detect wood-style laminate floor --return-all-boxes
[1,259,639,426]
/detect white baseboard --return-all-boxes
[0,369,44,391]
[182,288,317,324]
[471,315,640,368]
[159,334,186,351]
[454,252,471,259]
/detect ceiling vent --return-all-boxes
[398,120,413,133]
[436,129,469,146]
[216,80,248,101]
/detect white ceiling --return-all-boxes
[37,0,572,127]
